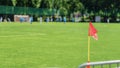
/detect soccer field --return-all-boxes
[0,22,120,68]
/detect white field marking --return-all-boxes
[46,67,60,68]
[116,67,120,68]
[26,32,47,36]
[0,33,47,37]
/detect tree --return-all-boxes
[12,0,17,6]
[31,0,42,8]
[0,0,12,6]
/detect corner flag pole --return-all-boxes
[87,36,91,68]
[87,22,98,68]
[88,36,90,62]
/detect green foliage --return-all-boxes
[0,0,120,21]
[12,0,17,6]
[59,7,68,15]
[31,0,42,8]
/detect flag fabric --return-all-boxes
[88,22,98,40]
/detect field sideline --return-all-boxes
[0,22,120,68]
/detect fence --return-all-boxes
[79,60,120,68]
[0,6,56,15]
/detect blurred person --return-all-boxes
[29,16,33,24]
[63,16,66,24]
[40,16,42,23]
[0,17,3,22]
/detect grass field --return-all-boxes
[0,22,120,68]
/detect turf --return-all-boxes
[0,22,120,68]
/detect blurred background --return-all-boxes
[0,0,120,23]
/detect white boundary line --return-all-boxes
[0,33,47,37]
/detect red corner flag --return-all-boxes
[88,22,98,40]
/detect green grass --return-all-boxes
[0,22,120,68]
